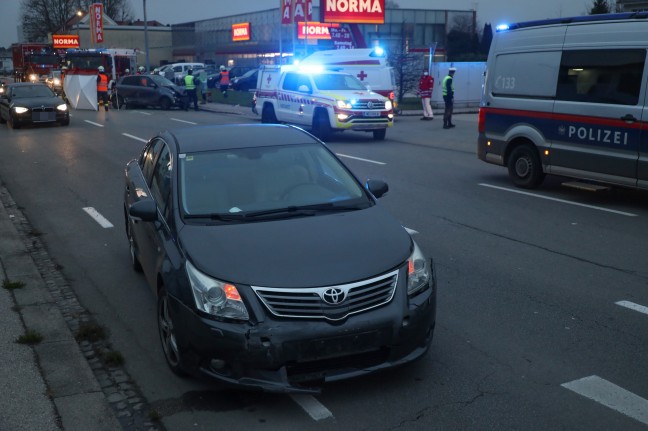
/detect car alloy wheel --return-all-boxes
[157,288,185,376]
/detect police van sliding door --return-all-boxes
[550,36,645,187]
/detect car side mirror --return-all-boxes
[128,199,158,222]
[366,179,388,199]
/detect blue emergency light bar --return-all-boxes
[496,12,648,32]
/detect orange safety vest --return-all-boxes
[219,71,230,86]
[97,74,109,92]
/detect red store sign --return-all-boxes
[232,23,250,41]
[322,0,385,24]
[53,35,80,49]
[90,3,104,44]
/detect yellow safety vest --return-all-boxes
[184,75,196,90]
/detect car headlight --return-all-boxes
[407,240,431,296]
[186,260,249,320]
[56,104,67,111]
[336,100,352,109]
[53,78,61,86]
[14,107,29,114]
[29,74,38,82]
[385,100,393,111]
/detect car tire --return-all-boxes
[125,214,143,273]
[158,287,187,377]
[373,129,386,141]
[261,104,277,124]
[312,110,331,141]
[113,95,125,109]
[507,144,545,189]
[8,115,20,129]
[159,97,172,110]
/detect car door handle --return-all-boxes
[620,114,637,122]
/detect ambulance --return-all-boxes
[478,13,648,190]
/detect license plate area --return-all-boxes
[295,331,380,361]
[363,111,381,117]
[32,112,55,122]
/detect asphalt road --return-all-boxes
[1,106,648,431]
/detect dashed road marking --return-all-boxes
[134,111,152,115]
[478,183,637,217]
[562,375,648,426]
[84,120,104,127]
[336,153,386,165]
[171,118,197,125]
[122,133,147,143]
[615,300,648,316]
[289,394,333,421]
[82,207,114,228]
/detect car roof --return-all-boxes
[166,124,319,153]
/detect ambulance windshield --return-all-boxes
[313,73,366,91]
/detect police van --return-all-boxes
[477,13,648,190]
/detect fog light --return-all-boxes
[337,113,349,121]
[210,359,226,370]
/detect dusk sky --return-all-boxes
[1,0,592,48]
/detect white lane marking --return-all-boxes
[122,133,148,143]
[171,118,198,125]
[82,207,114,228]
[404,227,419,235]
[615,300,648,316]
[562,375,648,426]
[84,120,104,127]
[478,183,637,217]
[336,153,386,165]
[135,111,152,115]
[289,394,333,421]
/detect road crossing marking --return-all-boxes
[170,118,197,125]
[336,153,385,165]
[84,120,104,127]
[615,300,648,316]
[122,133,147,143]
[478,183,637,217]
[82,207,114,228]
[289,394,333,421]
[562,375,648,426]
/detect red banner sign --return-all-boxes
[298,22,339,40]
[52,35,80,49]
[90,3,104,44]
[322,0,385,24]
[232,23,250,41]
[281,0,292,25]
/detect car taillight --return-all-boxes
[478,108,486,133]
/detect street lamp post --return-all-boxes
[143,0,150,72]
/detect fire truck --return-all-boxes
[63,48,137,82]
[12,43,61,83]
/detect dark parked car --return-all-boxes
[124,124,436,393]
[112,74,186,110]
[0,82,69,129]
[231,68,258,92]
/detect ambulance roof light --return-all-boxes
[496,24,510,32]
[370,46,385,57]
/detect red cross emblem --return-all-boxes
[267,75,272,85]
[357,70,368,81]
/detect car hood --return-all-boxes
[179,205,412,288]
[318,89,386,100]
[11,96,63,108]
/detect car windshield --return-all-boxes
[313,73,367,91]
[11,85,55,98]
[179,143,369,219]
[150,75,175,86]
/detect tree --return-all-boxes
[590,0,613,14]
[20,0,132,42]
[446,16,486,61]
[387,22,424,107]
[480,23,493,56]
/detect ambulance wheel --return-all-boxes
[507,144,545,189]
[373,129,386,141]
[261,104,277,123]
[312,110,331,141]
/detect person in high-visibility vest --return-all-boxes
[442,67,456,129]
[418,69,434,121]
[96,66,110,112]
[184,69,199,111]
[218,65,230,98]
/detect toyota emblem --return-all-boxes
[322,287,346,305]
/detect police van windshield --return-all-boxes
[313,73,366,91]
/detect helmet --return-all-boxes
[219,65,226,71]
[449,67,457,73]
[98,66,104,72]
[187,68,193,75]
[125,68,130,73]
[138,66,145,72]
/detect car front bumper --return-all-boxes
[169,266,436,393]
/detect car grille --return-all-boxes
[251,269,399,321]
[31,107,56,122]
[352,100,386,110]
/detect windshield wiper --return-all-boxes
[244,202,364,218]
[183,213,246,221]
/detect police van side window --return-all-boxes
[491,52,561,98]
[556,49,645,106]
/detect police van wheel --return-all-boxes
[508,144,544,189]
[261,104,277,123]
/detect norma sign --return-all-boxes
[232,23,250,41]
[90,3,104,44]
[322,0,385,24]
[53,35,80,49]
[281,0,312,24]
[298,22,339,40]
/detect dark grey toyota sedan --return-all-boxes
[124,124,436,393]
